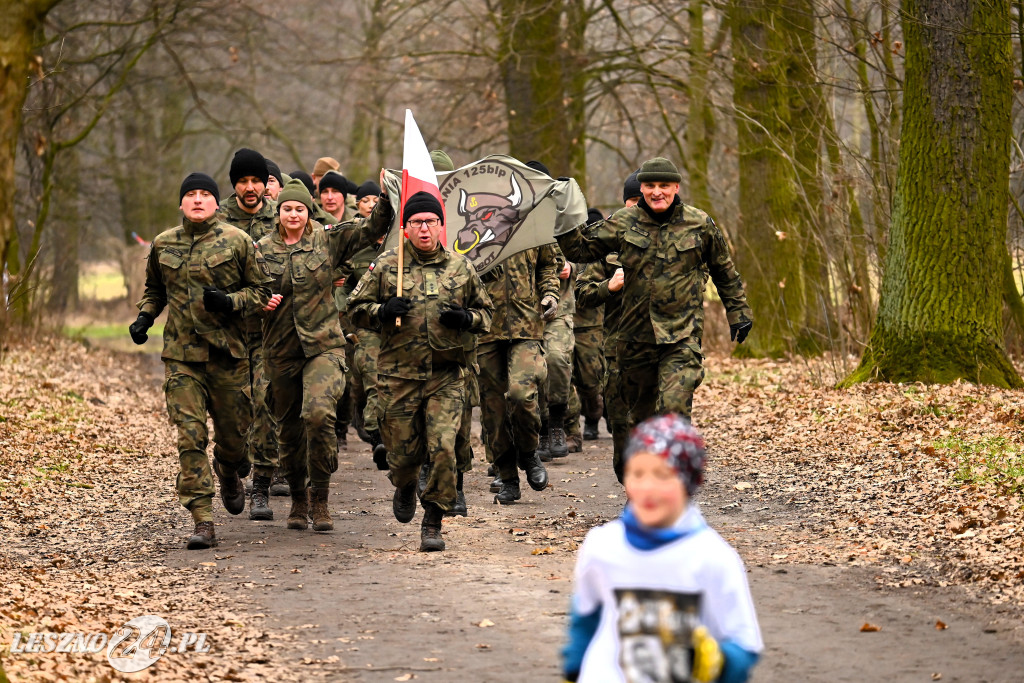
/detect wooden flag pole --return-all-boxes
[395,230,403,328]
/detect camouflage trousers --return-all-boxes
[455,371,480,473]
[164,351,252,523]
[618,336,704,423]
[603,351,630,482]
[378,367,466,511]
[540,318,574,411]
[266,349,346,490]
[349,332,381,432]
[572,326,606,422]
[477,339,547,481]
[247,340,279,478]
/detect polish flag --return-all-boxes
[400,109,445,243]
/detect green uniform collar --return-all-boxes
[183,217,218,236]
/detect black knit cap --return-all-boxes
[229,148,269,186]
[179,172,220,204]
[289,170,315,195]
[356,180,381,201]
[318,170,359,196]
[525,160,551,176]
[403,191,444,225]
[622,170,642,202]
[587,208,604,225]
[265,159,283,186]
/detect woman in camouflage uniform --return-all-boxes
[257,179,391,531]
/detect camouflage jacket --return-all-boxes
[571,260,603,330]
[347,240,493,381]
[575,255,621,352]
[138,218,272,362]
[557,198,752,345]
[257,202,393,360]
[478,245,561,343]
[218,194,278,242]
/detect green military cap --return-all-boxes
[636,157,682,183]
[430,150,455,172]
[277,178,313,212]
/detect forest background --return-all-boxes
[2,0,1024,388]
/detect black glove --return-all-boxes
[439,304,473,330]
[378,296,412,322]
[540,295,559,322]
[203,286,233,313]
[730,319,753,344]
[128,312,154,345]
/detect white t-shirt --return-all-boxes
[572,506,763,683]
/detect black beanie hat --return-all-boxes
[623,170,642,202]
[229,148,269,186]
[403,191,444,225]
[587,208,604,225]
[356,180,381,201]
[179,172,220,204]
[318,170,351,196]
[265,159,283,186]
[289,170,315,195]
[525,160,551,176]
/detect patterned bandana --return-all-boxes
[623,413,706,496]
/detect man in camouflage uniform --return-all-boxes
[576,254,629,479]
[130,172,272,549]
[572,209,608,442]
[538,256,575,461]
[477,243,560,503]
[348,192,492,551]
[341,187,388,467]
[217,148,288,510]
[557,157,753,431]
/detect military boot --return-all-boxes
[518,450,549,491]
[186,521,216,550]
[310,487,333,532]
[367,430,389,471]
[446,471,468,517]
[487,463,497,477]
[417,460,431,498]
[249,474,273,521]
[536,421,552,462]
[393,481,417,523]
[548,405,569,458]
[489,472,503,493]
[420,503,445,552]
[287,488,310,530]
[269,469,290,496]
[583,418,600,441]
[494,475,522,504]
[214,460,246,516]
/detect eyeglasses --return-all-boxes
[406,218,440,229]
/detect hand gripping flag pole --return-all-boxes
[395,109,444,328]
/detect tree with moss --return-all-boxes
[844,0,1022,388]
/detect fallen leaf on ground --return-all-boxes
[935,620,947,630]
[531,546,554,555]
[860,623,881,632]
[734,482,753,491]
[476,619,495,627]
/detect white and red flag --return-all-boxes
[398,109,445,243]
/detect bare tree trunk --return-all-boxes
[498,0,573,174]
[844,0,1021,388]
[730,0,805,358]
[0,0,62,339]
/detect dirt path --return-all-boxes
[162,420,1024,682]
[5,341,1024,682]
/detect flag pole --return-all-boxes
[395,230,403,328]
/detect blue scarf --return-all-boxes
[621,503,707,551]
